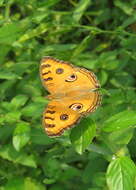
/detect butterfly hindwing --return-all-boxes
[43,91,101,137]
[43,101,81,137]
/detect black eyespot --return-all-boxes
[70,74,76,78]
[69,103,83,111]
[56,68,64,74]
[60,114,69,120]
[77,105,81,109]
[65,74,77,82]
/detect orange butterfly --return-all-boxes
[40,57,101,137]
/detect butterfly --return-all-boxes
[40,56,101,137]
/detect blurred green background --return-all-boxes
[0,0,136,190]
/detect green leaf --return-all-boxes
[106,156,136,190]
[120,37,136,51]
[102,110,136,132]
[43,158,62,181]
[0,80,15,99]
[70,118,96,154]
[99,51,120,70]
[0,70,20,80]
[107,128,134,145]
[4,177,45,190]
[114,1,133,15]
[30,128,54,145]
[99,70,108,86]
[73,0,92,23]
[0,23,23,45]
[92,172,106,188]
[11,95,28,110]
[22,103,45,119]
[11,95,28,109]
[18,23,49,43]
[83,154,107,183]
[0,0,4,6]
[13,122,30,151]
[0,145,37,168]
[13,135,29,152]
[0,125,15,141]
[13,61,35,75]
[72,35,93,57]
[44,44,76,52]
[24,177,45,190]
[5,111,21,123]
[19,84,42,97]
[40,0,60,8]
[60,166,79,181]
[0,45,10,63]
[88,188,101,190]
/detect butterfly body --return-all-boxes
[40,57,101,137]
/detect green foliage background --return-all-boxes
[0,0,136,189]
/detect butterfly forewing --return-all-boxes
[40,57,100,94]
